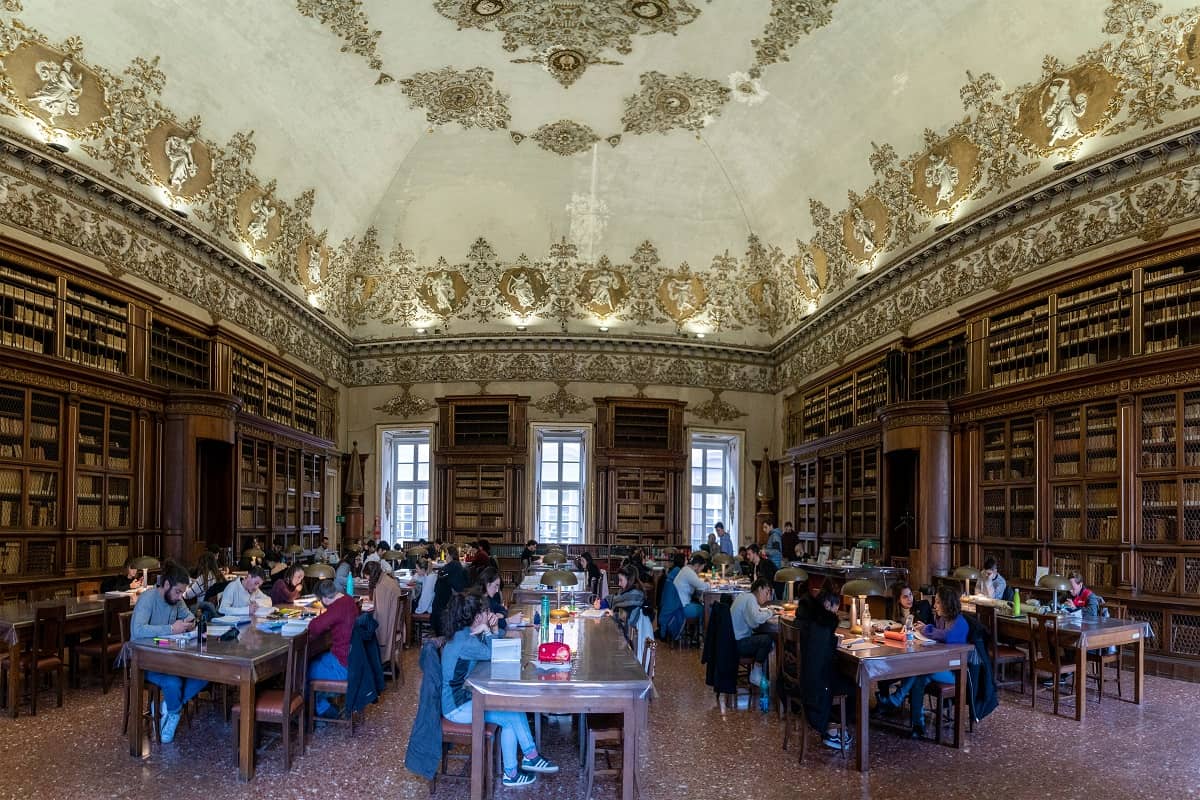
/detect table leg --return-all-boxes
[128,655,143,757]
[954,660,967,748]
[1074,642,1086,723]
[855,676,870,772]
[470,690,484,800]
[622,697,636,800]
[1134,633,1144,705]
[7,640,18,718]
[237,679,255,781]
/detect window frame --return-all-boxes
[531,424,591,546]
[378,425,434,544]
[687,429,742,550]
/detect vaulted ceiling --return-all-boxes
[3,0,1200,355]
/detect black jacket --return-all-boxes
[431,560,470,636]
[702,601,740,695]
[965,613,999,722]
[405,640,445,780]
[346,611,385,715]
[800,606,846,734]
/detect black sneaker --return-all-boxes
[520,756,559,774]
[502,772,537,788]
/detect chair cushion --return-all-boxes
[75,641,123,658]
[230,690,304,721]
[996,645,1025,660]
[309,679,348,693]
[441,719,498,741]
[9,654,63,670]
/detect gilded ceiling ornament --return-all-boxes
[1015,61,1122,155]
[418,266,469,318]
[531,382,591,418]
[499,265,548,315]
[432,0,702,86]
[729,71,768,105]
[294,0,389,82]
[577,261,630,317]
[749,0,839,75]
[142,119,212,200]
[236,186,281,253]
[399,67,510,130]
[794,243,827,300]
[297,236,328,291]
[747,279,782,331]
[909,134,980,214]
[620,71,730,134]
[841,194,890,264]
[688,390,746,425]
[374,384,436,418]
[1,40,108,136]
[657,266,707,323]
[1173,14,1200,87]
[530,119,599,156]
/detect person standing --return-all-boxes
[716,522,734,556]
[781,521,798,564]
[762,521,783,567]
[131,565,205,743]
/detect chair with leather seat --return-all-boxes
[1,603,66,714]
[410,611,432,645]
[437,718,500,799]
[977,604,1026,693]
[1089,601,1126,703]
[120,610,161,743]
[582,637,656,799]
[73,593,130,693]
[1028,612,1076,716]
[231,630,309,770]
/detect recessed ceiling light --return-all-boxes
[47,141,69,153]
[695,332,706,339]
[416,327,426,334]
[516,325,527,331]
[598,326,609,332]
[1053,160,1075,171]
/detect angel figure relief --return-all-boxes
[668,276,697,317]
[30,59,83,124]
[1042,77,1087,148]
[306,241,323,286]
[430,272,456,313]
[164,134,198,193]
[508,271,536,310]
[587,269,621,311]
[247,196,276,245]
[851,206,876,254]
[924,152,959,207]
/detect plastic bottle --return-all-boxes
[554,623,564,644]
[532,608,541,627]
[758,670,770,712]
[1012,588,1022,617]
[904,615,914,644]
[541,596,551,630]
[346,573,355,599]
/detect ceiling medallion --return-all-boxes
[530,119,599,156]
[1,39,109,138]
[909,133,980,215]
[622,71,730,135]
[750,0,839,75]
[1015,61,1122,156]
[432,0,703,86]
[141,118,213,201]
[399,67,511,130]
[729,71,768,105]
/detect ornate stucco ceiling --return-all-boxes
[4,0,1200,356]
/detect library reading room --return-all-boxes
[0,2,1198,799]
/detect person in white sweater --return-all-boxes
[673,553,710,622]
[731,578,777,685]
[218,567,273,615]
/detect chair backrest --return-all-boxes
[1098,601,1127,620]
[204,579,230,603]
[778,617,803,688]
[103,594,132,644]
[976,604,1002,656]
[282,630,310,712]
[641,637,656,680]
[33,603,67,659]
[392,590,409,646]
[1028,612,1063,668]
[117,610,134,644]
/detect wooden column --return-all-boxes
[343,441,366,546]
[882,402,953,588]
[161,392,239,562]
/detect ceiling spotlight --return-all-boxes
[695,332,706,339]
[516,325,527,331]
[46,141,69,154]
[416,327,426,334]
[1053,159,1075,171]
[598,326,609,333]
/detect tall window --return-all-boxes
[381,428,431,542]
[689,432,740,549]
[535,427,587,545]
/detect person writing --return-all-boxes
[306,578,357,718]
[100,556,143,593]
[219,566,272,616]
[269,564,305,606]
[595,564,647,635]
[441,591,559,787]
[731,578,777,687]
[476,566,521,632]
[1065,570,1100,616]
[978,557,1007,600]
[130,564,204,743]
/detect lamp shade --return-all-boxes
[842,578,884,597]
[285,544,304,555]
[855,539,880,551]
[542,551,567,565]
[406,547,429,558]
[775,567,809,584]
[244,547,266,559]
[304,563,335,580]
[1038,573,1071,593]
[542,569,578,588]
[694,549,711,560]
[130,555,160,571]
[953,565,980,582]
[347,543,363,553]
[712,554,736,567]
[383,550,405,560]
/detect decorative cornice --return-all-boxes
[883,413,951,430]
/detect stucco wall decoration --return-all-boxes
[531,382,592,418]
[1015,61,1123,155]
[142,118,212,201]
[909,133,981,215]
[1,39,107,137]
[294,0,390,83]
[297,236,329,293]
[374,384,437,418]
[688,390,747,424]
[398,66,510,129]
[621,71,730,135]
[529,119,599,155]
[499,263,549,316]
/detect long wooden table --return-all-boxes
[0,596,105,717]
[127,625,297,780]
[994,614,1147,722]
[465,613,652,800]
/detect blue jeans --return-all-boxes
[307,651,348,716]
[145,671,208,714]
[683,602,703,620]
[886,670,955,728]
[445,702,535,773]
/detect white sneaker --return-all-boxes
[160,704,181,743]
[749,665,763,686]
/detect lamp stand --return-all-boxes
[142,568,149,589]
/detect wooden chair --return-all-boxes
[72,593,130,693]
[231,630,309,771]
[307,657,361,735]
[437,719,500,799]
[923,677,976,745]
[582,637,657,799]
[411,611,432,646]
[977,604,1027,693]
[779,617,809,761]
[1089,602,1126,703]
[120,610,161,743]
[383,591,408,686]
[1028,612,1076,716]
[1,603,66,714]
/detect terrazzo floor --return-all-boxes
[1,645,1197,800]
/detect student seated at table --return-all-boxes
[413,558,438,615]
[732,577,777,686]
[314,536,334,563]
[183,551,223,603]
[576,551,604,599]
[890,582,933,628]
[270,564,305,606]
[875,584,968,737]
[365,540,396,575]
[596,564,648,635]
[476,566,521,633]
[979,557,1007,600]
[737,546,752,577]
[745,544,777,598]
[800,587,855,750]
[307,578,357,718]
[334,551,361,594]
[131,564,204,743]
[441,590,559,787]
[100,556,144,593]
[621,548,652,585]
[674,553,710,623]
[237,538,263,571]
[1065,570,1101,616]
[219,566,272,616]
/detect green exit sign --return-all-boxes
[335,514,346,524]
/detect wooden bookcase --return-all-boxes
[594,397,686,545]
[795,459,818,544]
[910,332,967,401]
[149,318,211,390]
[435,396,528,543]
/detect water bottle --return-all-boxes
[554,623,564,644]
[541,596,550,630]
[904,615,914,645]
[758,670,770,712]
[1012,588,1022,617]
[533,608,541,627]
[346,573,355,598]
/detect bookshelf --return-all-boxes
[231,350,266,418]
[0,261,57,358]
[819,453,846,550]
[980,417,1037,542]
[802,391,825,442]
[985,299,1050,389]
[826,377,854,436]
[612,467,669,540]
[847,446,879,541]
[1054,275,1133,373]
[235,435,325,554]
[1142,260,1200,355]
[73,401,134,533]
[795,459,818,542]
[910,333,967,401]
[149,319,210,390]
[62,281,130,376]
[238,436,270,532]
